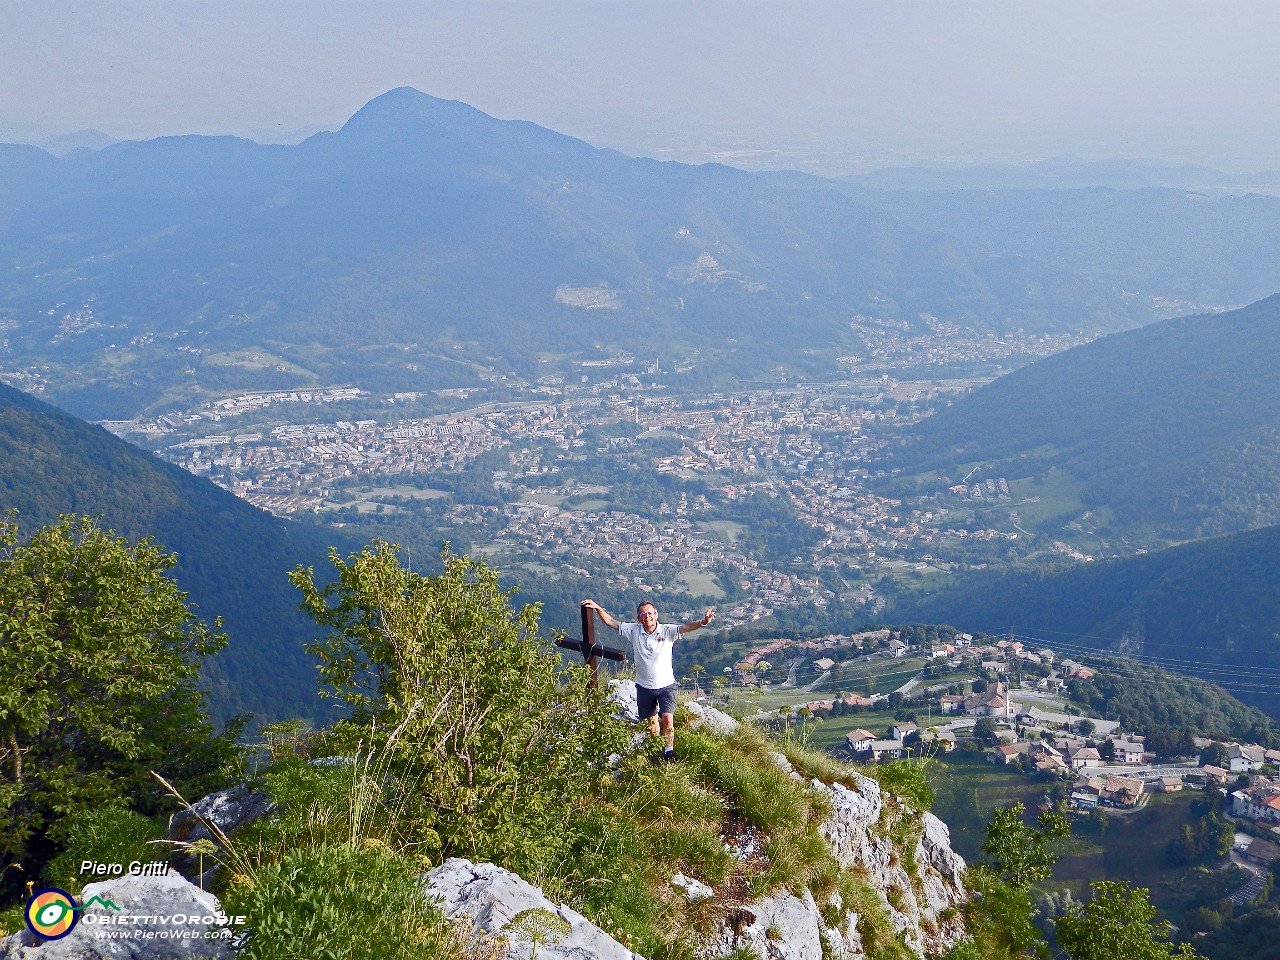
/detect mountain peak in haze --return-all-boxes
[342,86,488,130]
[329,86,599,164]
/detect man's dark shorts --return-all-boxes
[637,683,678,719]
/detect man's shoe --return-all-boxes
[660,748,676,762]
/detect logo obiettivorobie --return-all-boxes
[24,888,120,940]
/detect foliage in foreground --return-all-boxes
[950,801,1207,960]
[290,541,630,879]
[232,538,930,960]
[0,515,238,894]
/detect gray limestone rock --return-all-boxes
[671,873,714,903]
[424,858,645,960]
[171,784,275,840]
[702,888,825,960]
[813,774,967,956]
[1,872,237,959]
[168,783,274,885]
[768,752,803,780]
[684,701,739,736]
[607,679,641,723]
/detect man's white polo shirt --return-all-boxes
[617,621,680,689]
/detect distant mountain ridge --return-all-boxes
[0,380,341,724]
[0,87,1151,419]
[890,294,1280,542]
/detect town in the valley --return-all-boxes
[94,326,1092,634]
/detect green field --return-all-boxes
[697,519,745,544]
[672,567,726,599]
[360,485,450,500]
[1051,791,1201,898]
[826,656,926,697]
[569,499,611,512]
[203,348,314,377]
[927,753,1052,862]
[804,709,902,751]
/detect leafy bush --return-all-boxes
[0,515,237,892]
[42,807,163,893]
[290,543,629,880]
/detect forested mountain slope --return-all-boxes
[0,381,342,723]
[889,294,1280,541]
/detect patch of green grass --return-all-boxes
[569,499,611,511]
[1006,468,1083,529]
[223,844,472,960]
[926,754,1049,862]
[696,519,745,544]
[802,709,902,752]
[1051,791,1208,917]
[554,721,915,960]
[672,567,726,599]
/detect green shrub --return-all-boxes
[291,544,629,881]
[869,757,935,811]
[42,807,163,894]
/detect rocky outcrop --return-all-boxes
[699,887,830,960]
[428,766,967,960]
[816,772,967,955]
[425,858,644,960]
[608,679,741,737]
[2,872,237,959]
[599,679,966,957]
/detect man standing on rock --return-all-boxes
[581,599,714,761]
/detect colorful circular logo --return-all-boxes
[25,888,79,940]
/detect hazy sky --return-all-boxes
[4,1,1279,171]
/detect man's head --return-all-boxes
[637,601,658,630]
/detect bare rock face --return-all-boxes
[815,773,967,956]
[424,858,645,960]
[607,680,740,738]
[169,783,275,844]
[1,872,237,959]
[608,679,642,723]
[698,888,826,960]
[683,701,740,736]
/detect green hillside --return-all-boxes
[889,294,1280,542]
[893,522,1280,717]
[0,381,344,723]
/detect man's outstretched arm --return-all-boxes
[581,598,621,630]
[678,607,716,635]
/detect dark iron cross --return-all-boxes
[555,603,626,689]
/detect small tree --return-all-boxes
[690,663,705,695]
[981,801,1070,890]
[290,542,628,876]
[973,716,998,744]
[1055,881,1200,960]
[0,516,236,888]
